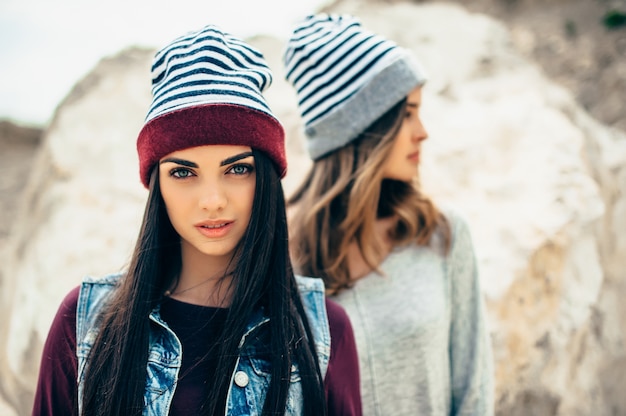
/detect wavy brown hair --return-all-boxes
[289,98,451,295]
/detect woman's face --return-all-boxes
[159,145,256,264]
[382,86,428,182]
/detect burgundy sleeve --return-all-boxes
[32,286,80,416]
[324,298,362,416]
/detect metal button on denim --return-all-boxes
[234,371,249,387]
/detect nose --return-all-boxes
[198,181,227,213]
[413,118,428,143]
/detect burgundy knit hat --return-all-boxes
[137,24,286,187]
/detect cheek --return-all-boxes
[159,176,174,206]
[388,139,406,163]
[160,187,188,223]
[162,198,180,225]
[236,183,256,222]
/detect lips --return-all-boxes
[408,151,420,164]
[201,223,228,229]
[195,220,234,238]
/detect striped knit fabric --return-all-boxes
[136,24,286,187]
[284,14,427,160]
[146,26,274,122]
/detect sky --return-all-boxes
[0,0,331,127]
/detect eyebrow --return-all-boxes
[159,158,198,168]
[159,152,254,168]
[220,151,254,166]
[406,103,420,109]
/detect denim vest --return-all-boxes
[76,272,330,415]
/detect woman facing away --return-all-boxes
[32,23,361,416]
[283,14,494,415]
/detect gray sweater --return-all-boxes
[332,210,494,415]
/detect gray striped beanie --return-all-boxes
[137,24,286,187]
[283,14,427,160]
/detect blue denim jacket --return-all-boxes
[76,272,330,415]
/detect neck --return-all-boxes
[169,243,235,307]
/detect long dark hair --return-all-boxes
[81,149,326,415]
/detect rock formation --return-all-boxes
[1,2,624,415]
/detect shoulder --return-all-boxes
[76,272,124,330]
[437,207,482,291]
[81,271,124,287]
[46,285,81,345]
[56,285,81,325]
[324,297,352,336]
[438,205,470,233]
[79,272,124,302]
[294,275,328,325]
[437,205,474,251]
[294,274,325,294]
[62,285,81,311]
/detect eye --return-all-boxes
[227,164,254,176]
[170,167,195,179]
[405,105,420,120]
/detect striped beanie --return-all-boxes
[284,14,427,160]
[137,24,286,187]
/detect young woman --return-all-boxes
[283,14,494,415]
[32,24,361,416]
